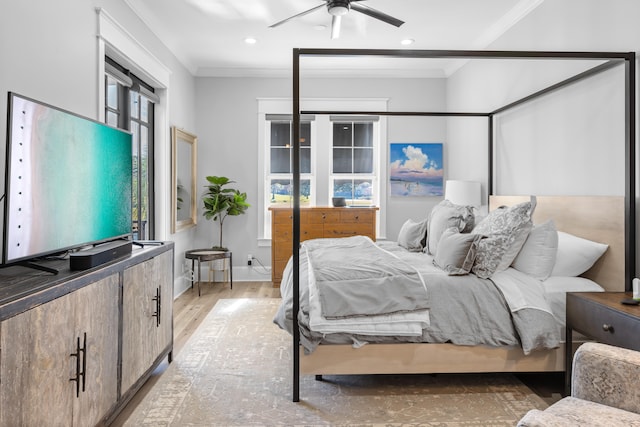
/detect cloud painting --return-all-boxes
[390,143,443,197]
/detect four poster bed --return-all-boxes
[274,49,636,402]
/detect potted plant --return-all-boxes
[202,175,250,251]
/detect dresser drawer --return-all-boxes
[272,224,323,243]
[339,209,374,223]
[324,223,374,239]
[272,209,293,224]
[305,210,340,224]
[567,295,640,351]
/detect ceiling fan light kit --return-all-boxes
[270,0,404,39]
[328,0,349,16]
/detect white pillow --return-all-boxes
[397,218,428,252]
[550,231,608,277]
[511,220,558,280]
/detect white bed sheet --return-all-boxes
[542,276,605,340]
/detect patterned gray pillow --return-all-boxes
[426,200,475,255]
[471,197,537,279]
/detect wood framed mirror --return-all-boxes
[171,126,197,233]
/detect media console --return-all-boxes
[0,242,174,426]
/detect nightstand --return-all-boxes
[565,292,640,395]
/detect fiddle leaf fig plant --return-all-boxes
[202,175,250,250]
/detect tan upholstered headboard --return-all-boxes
[489,195,624,292]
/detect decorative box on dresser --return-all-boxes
[565,291,640,395]
[0,242,174,426]
[270,206,378,284]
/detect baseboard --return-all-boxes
[173,266,272,297]
[234,265,272,281]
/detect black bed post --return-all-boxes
[292,48,301,403]
[488,114,494,200]
[624,52,636,290]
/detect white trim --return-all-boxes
[96,8,171,87]
[96,7,172,241]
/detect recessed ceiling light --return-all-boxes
[245,37,257,44]
[401,38,415,46]
[314,24,327,31]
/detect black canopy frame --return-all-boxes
[290,48,636,402]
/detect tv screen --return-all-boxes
[3,92,133,265]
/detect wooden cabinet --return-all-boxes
[0,243,174,426]
[270,207,378,283]
[0,275,119,426]
[122,250,173,393]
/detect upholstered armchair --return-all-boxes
[518,342,640,426]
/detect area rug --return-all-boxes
[123,298,548,426]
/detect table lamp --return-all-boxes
[444,180,481,207]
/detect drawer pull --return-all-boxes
[602,324,614,332]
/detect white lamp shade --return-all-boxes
[445,180,481,207]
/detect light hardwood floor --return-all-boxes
[110,280,280,426]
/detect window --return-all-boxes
[105,57,157,240]
[267,115,314,207]
[258,98,388,241]
[330,117,377,206]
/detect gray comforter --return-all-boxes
[273,238,560,355]
[304,236,428,319]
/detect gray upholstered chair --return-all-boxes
[518,342,640,426]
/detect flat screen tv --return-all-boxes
[3,92,133,266]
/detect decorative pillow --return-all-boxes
[511,219,559,280]
[471,197,537,279]
[425,200,474,255]
[433,228,483,275]
[550,231,608,277]
[397,218,428,252]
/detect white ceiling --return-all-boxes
[124,0,544,78]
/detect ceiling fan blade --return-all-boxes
[350,2,404,27]
[269,3,326,28]
[331,15,342,39]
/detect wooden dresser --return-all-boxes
[270,206,378,284]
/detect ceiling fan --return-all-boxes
[269,0,404,39]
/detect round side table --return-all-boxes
[185,249,233,296]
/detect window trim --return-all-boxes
[96,7,171,240]
[257,98,388,245]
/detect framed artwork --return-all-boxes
[390,143,443,197]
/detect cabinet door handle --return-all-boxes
[602,323,614,332]
[80,332,87,393]
[69,336,81,397]
[152,286,161,327]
